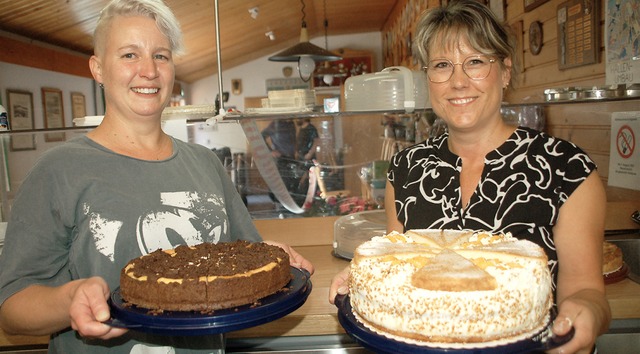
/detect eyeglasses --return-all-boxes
[422,55,496,83]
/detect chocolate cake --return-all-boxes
[120,241,291,311]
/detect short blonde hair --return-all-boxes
[93,0,185,56]
[413,0,517,85]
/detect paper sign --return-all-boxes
[605,0,640,85]
[608,112,639,190]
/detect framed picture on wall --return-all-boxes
[6,89,36,151]
[41,87,66,142]
[70,92,86,118]
[524,0,549,12]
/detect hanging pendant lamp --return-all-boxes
[313,0,344,86]
[268,0,341,82]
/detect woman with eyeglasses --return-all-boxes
[329,1,609,353]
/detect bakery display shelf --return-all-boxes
[222,108,421,122]
[334,294,574,354]
[220,96,640,122]
[106,267,311,335]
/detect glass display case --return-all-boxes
[0,111,395,221]
[0,102,550,222]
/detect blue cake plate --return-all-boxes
[106,267,311,336]
[335,294,574,354]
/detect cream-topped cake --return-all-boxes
[349,229,553,344]
[602,241,623,275]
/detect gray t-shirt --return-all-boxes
[0,135,261,353]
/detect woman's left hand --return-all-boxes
[546,289,609,354]
[549,173,610,354]
[263,240,315,275]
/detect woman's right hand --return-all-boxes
[329,266,350,304]
[69,277,128,339]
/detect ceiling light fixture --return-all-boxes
[248,7,259,19]
[268,0,341,82]
[314,0,343,86]
[265,31,275,41]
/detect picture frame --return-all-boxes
[524,0,549,12]
[6,89,36,151]
[556,0,598,70]
[41,87,66,142]
[490,0,506,22]
[231,79,243,95]
[70,92,86,118]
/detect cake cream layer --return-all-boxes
[349,230,553,343]
[124,259,280,284]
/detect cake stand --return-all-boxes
[335,294,574,354]
[106,267,311,352]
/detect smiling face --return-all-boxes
[90,15,175,121]
[427,36,511,134]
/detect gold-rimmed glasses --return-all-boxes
[422,55,497,83]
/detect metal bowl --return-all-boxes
[583,86,624,100]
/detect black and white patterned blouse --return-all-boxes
[388,126,597,288]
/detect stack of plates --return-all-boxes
[73,115,104,126]
[245,89,316,115]
[162,104,217,119]
[266,89,316,108]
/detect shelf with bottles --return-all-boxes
[311,48,374,89]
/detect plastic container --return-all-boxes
[333,210,387,259]
[344,66,430,113]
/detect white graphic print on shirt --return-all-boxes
[86,191,226,260]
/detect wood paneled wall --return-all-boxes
[382,0,639,202]
[504,0,607,103]
[505,0,639,202]
[545,100,640,202]
[0,35,92,79]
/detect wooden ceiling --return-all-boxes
[0,0,398,83]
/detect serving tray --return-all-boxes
[106,267,311,335]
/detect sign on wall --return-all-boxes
[556,0,598,70]
[608,111,639,191]
[605,0,640,85]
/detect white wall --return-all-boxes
[0,62,101,129]
[189,31,383,110]
[188,31,383,154]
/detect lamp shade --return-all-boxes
[269,27,341,62]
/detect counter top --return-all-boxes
[2,244,639,348]
[1,200,639,348]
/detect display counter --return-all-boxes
[1,201,639,350]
